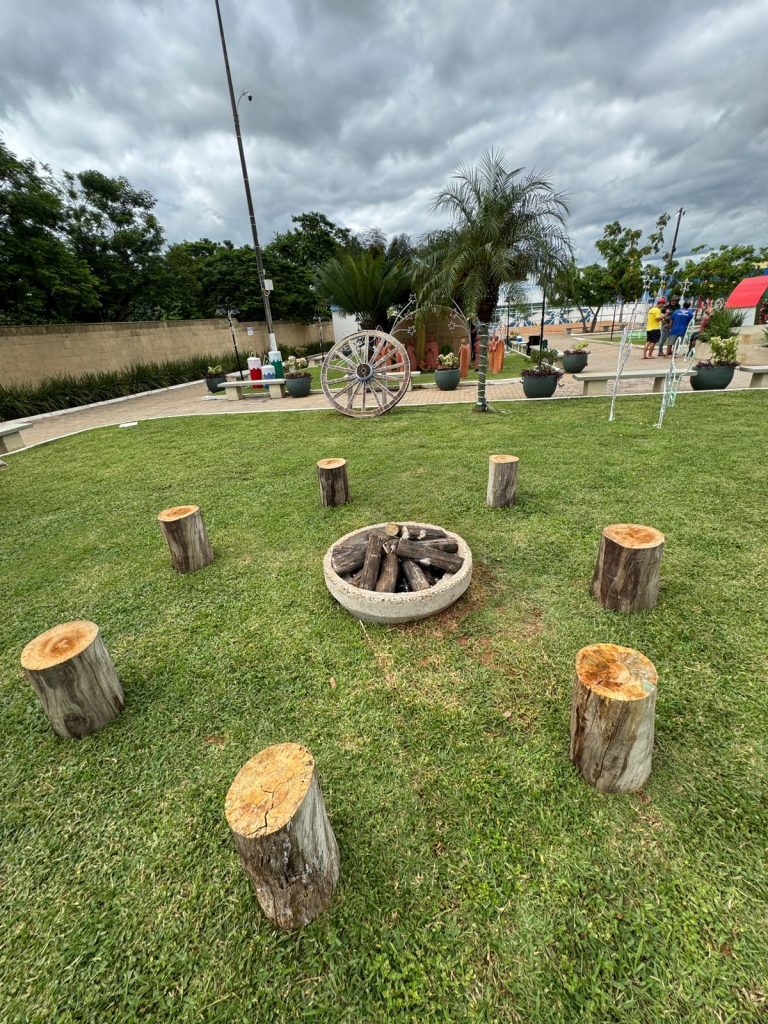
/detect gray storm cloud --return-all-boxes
[1,0,765,259]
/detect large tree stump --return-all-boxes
[225,743,339,930]
[486,454,519,507]
[570,643,658,792]
[317,458,350,507]
[157,504,213,574]
[591,523,664,612]
[21,621,125,739]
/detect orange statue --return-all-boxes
[425,338,439,371]
[488,335,505,374]
[459,340,471,379]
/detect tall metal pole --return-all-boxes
[538,283,546,361]
[662,206,685,298]
[214,0,278,354]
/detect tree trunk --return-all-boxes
[21,620,124,739]
[317,458,350,507]
[157,505,214,574]
[486,454,519,507]
[375,540,400,592]
[401,558,431,591]
[400,525,446,541]
[225,743,339,930]
[359,533,384,591]
[590,305,602,332]
[396,538,463,573]
[570,643,658,792]
[591,524,664,612]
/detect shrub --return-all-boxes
[699,308,744,343]
[284,356,310,379]
[0,353,241,422]
[696,335,740,368]
[437,352,459,369]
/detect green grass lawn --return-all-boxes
[1,393,767,1023]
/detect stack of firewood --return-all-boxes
[330,523,464,593]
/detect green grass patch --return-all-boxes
[1,393,767,1023]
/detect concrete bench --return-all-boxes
[219,379,286,401]
[574,369,691,397]
[738,365,768,388]
[0,422,31,453]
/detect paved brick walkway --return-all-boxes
[5,341,760,452]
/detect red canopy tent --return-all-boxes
[725,276,768,324]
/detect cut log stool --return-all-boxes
[225,743,339,930]
[487,454,519,507]
[21,621,125,739]
[317,458,350,507]
[157,504,214,574]
[570,643,658,792]
[591,523,664,612]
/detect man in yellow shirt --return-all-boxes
[644,299,666,358]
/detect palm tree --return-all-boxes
[314,251,411,330]
[414,150,572,410]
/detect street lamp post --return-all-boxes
[213,0,280,359]
[216,305,245,379]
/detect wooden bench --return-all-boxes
[0,422,31,453]
[737,365,768,388]
[219,379,286,401]
[573,369,692,397]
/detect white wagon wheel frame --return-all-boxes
[320,329,411,418]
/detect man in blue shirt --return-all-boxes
[665,301,694,355]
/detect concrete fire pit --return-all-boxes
[323,521,473,624]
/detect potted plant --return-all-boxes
[562,340,590,374]
[691,335,739,391]
[434,352,461,391]
[205,365,226,394]
[284,356,312,398]
[522,348,563,398]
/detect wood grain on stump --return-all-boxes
[570,643,658,792]
[317,458,350,507]
[225,743,339,930]
[21,621,125,739]
[157,504,214,574]
[487,454,519,507]
[591,523,664,612]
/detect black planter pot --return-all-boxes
[435,367,461,391]
[206,375,226,394]
[691,364,736,391]
[522,373,559,398]
[285,375,312,398]
[562,352,589,374]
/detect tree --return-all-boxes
[62,169,164,321]
[0,141,99,324]
[595,215,669,309]
[678,244,768,300]
[551,261,615,332]
[413,150,571,411]
[267,211,354,270]
[314,251,411,329]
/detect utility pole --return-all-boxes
[214,0,279,357]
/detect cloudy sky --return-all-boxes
[1,0,766,262]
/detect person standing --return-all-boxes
[667,301,694,355]
[644,298,665,358]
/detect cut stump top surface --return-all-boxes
[225,742,315,839]
[489,454,519,464]
[157,504,200,522]
[21,620,99,670]
[317,458,346,470]
[602,523,665,549]
[576,643,657,701]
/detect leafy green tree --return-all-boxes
[678,244,768,300]
[0,141,99,324]
[414,150,571,411]
[267,211,354,271]
[314,251,411,329]
[551,261,615,332]
[62,169,164,321]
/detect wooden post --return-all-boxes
[157,504,214,574]
[225,742,339,930]
[591,524,664,612]
[317,458,350,507]
[375,540,400,592]
[21,621,125,739]
[359,533,384,591]
[570,643,658,792]
[486,454,519,507]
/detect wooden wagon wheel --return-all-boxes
[321,330,411,418]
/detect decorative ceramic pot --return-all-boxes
[435,368,461,391]
[206,375,226,394]
[522,373,559,398]
[562,352,589,374]
[285,375,312,398]
[690,365,735,391]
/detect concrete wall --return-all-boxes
[0,319,330,387]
